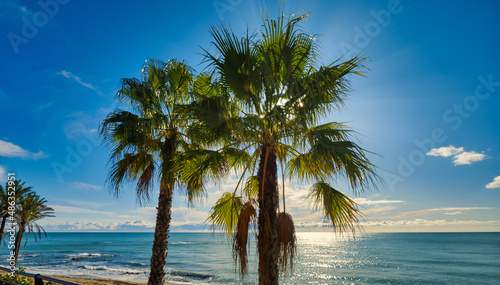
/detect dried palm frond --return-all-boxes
[277,212,297,273]
[233,200,257,276]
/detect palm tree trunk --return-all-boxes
[14,222,25,263]
[0,216,7,245]
[257,144,279,285]
[147,184,173,285]
[148,132,176,285]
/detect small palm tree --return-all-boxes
[14,193,54,262]
[194,11,377,284]
[0,180,34,246]
[100,59,239,285]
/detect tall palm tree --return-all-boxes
[100,59,236,285]
[14,193,54,262]
[195,11,377,284]
[0,180,34,246]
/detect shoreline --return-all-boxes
[48,275,177,285]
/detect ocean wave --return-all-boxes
[169,270,214,280]
[129,262,148,267]
[171,241,192,245]
[28,266,148,283]
[80,265,146,275]
[69,253,107,261]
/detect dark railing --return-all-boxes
[0,266,81,285]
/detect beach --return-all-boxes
[48,276,148,285]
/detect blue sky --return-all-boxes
[1,0,499,232]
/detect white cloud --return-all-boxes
[0,140,47,160]
[354,198,405,205]
[486,176,500,189]
[452,151,487,165]
[426,145,464,157]
[58,70,101,94]
[427,145,486,166]
[72,182,103,191]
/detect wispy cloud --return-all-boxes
[486,176,500,189]
[72,182,103,191]
[53,198,113,208]
[58,70,102,94]
[427,145,486,165]
[363,206,396,215]
[0,140,47,160]
[360,219,500,229]
[354,198,405,205]
[390,207,491,219]
[63,110,104,140]
[37,102,53,112]
[51,205,114,216]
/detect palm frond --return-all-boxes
[206,192,243,236]
[307,182,361,233]
[243,176,259,200]
[287,135,377,191]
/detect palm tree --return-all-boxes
[100,59,236,285]
[195,11,377,284]
[14,193,54,262]
[0,180,34,246]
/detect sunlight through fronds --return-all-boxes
[243,176,259,199]
[287,133,377,192]
[197,8,377,281]
[206,192,243,236]
[307,182,361,233]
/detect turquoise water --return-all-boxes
[1,232,499,284]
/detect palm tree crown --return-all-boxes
[191,11,378,284]
[14,192,54,262]
[100,58,233,285]
[0,180,35,246]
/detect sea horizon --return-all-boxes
[3,232,499,284]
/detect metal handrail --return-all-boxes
[0,266,81,285]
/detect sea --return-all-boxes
[1,232,499,284]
